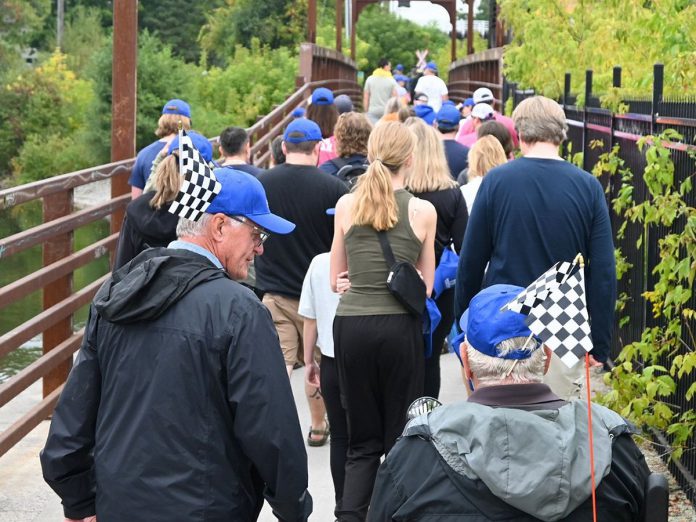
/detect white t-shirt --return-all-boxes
[414,74,448,113]
[298,253,340,358]
[460,176,483,215]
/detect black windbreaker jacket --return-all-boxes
[40,248,312,522]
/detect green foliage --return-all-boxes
[0,51,94,178]
[500,0,696,99]
[61,6,108,74]
[595,131,696,460]
[0,0,51,75]
[356,5,449,75]
[199,0,307,66]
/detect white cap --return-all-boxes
[471,103,495,121]
[473,87,495,104]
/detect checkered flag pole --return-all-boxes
[168,130,222,222]
[501,260,575,315]
[524,265,593,368]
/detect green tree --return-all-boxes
[0,0,51,78]
[500,0,696,99]
[61,6,108,74]
[199,0,307,67]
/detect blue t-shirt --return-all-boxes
[455,157,616,361]
[129,139,168,189]
[443,139,469,179]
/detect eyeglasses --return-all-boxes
[228,216,270,247]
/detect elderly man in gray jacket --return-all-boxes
[369,284,650,522]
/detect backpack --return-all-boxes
[336,162,368,188]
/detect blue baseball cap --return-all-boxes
[291,106,306,118]
[436,104,461,128]
[283,118,323,143]
[168,131,213,163]
[161,99,191,118]
[463,97,475,107]
[207,169,295,234]
[425,61,438,73]
[311,87,334,106]
[414,104,436,125]
[394,74,409,83]
[395,64,404,71]
[334,94,354,114]
[460,284,540,360]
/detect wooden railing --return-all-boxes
[0,43,358,458]
[447,47,504,112]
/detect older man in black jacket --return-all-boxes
[41,169,312,522]
[369,285,649,522]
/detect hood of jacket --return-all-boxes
[94,247,228,324]
[125,191,179,244]
[404,400,630,522]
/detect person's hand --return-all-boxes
[305,361,321,388]
[336,271,351,294]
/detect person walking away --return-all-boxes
[455,96,616,400]
[256,118,349,446]
[404,118,468,398]
[299,251,348,519]
[460,135,508,213]
[369,284,649,521]
[307,87,340,165]
[114,131,212,270]
[319,112,372,182]
[413,62,448,113]
[41,167,312,522]
[363,58,397,124]
[456,102,495,148]
[217,126,264,177]
[330,121,437,521]
[433,104,470,179]
[457,87,519,147]
[129,99,192,199]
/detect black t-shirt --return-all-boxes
[255,163,348,298]
[228,163,264,177]
[443,139,470,179]
[412,186,468,262]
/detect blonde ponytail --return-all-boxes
[352,121,415,231]
[149,155,181,209]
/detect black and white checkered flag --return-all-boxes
[168,130,221,222]
[524,267,593,368]
[501,261,575,315]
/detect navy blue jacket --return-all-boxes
[455,157,616,361]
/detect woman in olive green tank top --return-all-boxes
[329,121,437,521]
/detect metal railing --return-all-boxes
[447,47,504,112]
[0,42,358,458]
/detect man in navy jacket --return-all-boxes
[455,95,616,399]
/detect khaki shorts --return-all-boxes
[263,293,320,367]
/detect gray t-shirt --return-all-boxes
[298,253,340,357]
[364,74,397,119]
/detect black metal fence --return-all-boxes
[507,64,696,503]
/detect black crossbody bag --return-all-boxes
[376,230,426,316]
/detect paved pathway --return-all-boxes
[0,353,463,521]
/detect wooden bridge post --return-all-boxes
[110,0,138,238]
[42,191,73,398]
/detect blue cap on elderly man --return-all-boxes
[206,169,295,235]
[459,284,541,360]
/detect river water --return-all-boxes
[0,190,111,382]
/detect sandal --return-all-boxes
[307,420,330,447]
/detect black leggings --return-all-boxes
[423,288,455,399]
[320,355,348,516]
[334,313,424,522]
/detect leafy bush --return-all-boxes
[500,0,696,99]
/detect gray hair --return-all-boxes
[511,96,568,145]
[466,336,546,386]
[383,96,402,115]
[176,213,244,238]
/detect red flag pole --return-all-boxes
[585,352,598,522]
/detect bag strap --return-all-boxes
[376,230,397,267]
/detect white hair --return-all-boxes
[467,336,546,386]
[175,213,244,238]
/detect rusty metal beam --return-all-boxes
[308,0,317,43]
[0,195,129,260]
[0,385,63,459]
[336,0,344,52]
[0,330,83,408]
[0,275,108,360]
[111,0,137,237]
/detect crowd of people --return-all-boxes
[39,57,651,522]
